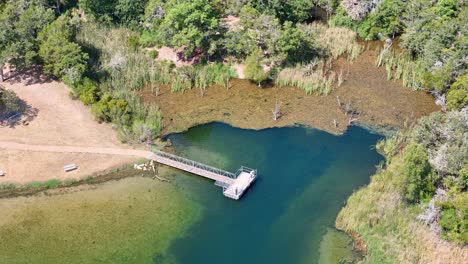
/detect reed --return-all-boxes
[298,23,363,61]
[376,47,424,90]
[276,60,336,95]
[76,23,164,141]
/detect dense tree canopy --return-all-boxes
[150,0,222,58]
[78,0,147,27]
[0,0,54,78]
[38,15,88,85]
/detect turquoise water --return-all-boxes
[163,123,383,264]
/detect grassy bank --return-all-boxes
[336,109,468,263]
[0,164,148,199]
[336,154,467,263]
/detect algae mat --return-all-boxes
[0,177,200,264]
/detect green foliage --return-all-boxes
[114,0,148,28]
[45,179,61,188]
[91,93,131,126]
[446,75,468,110]
[278,21,312,63]
[244,49,267,86]
[438,193,468,244]
[148,50,158,60]
[75,77,99,105]
[153,0,221,58]
[433,0,458,19]
[399,143,435,203]
[0,0,54,69]
[411,110,467,176]
[27,181,45,188]
[328,5,354,28]
[376,132,403,159]
[79,0,147,27]
[38,15,88,85]
[356,0,406,40]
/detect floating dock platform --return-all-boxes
[148,150,256,200]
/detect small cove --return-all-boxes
[0,123,383,263]
[164,123,383,263]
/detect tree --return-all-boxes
[38,15,88,85]
[0,0,54,81]
[79,0,147,26]
[114,0,147,27]
[78,0,115,24]
[399,143,435,203]
[357,0,407,39]
[238,5,284,64]
[278,21,311,63]
[244,49,267,86]
[155,0,221,58]
[446,75,468,110]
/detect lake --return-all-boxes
[0,123,383,264]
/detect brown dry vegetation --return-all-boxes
[141,45,439,136]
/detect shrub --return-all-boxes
[399,143,435,203]
[91,93,131,125]
[244,49,267,86]
[75,78,99,105]
[438,193,468,244]
[411,110,467,176]
[446,75,468,110]
[328,5,355,28]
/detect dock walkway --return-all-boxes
[149,150,256,200]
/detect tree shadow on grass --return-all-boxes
[0,88,39,128]
[4,65,54,86]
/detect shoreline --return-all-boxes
[0,118,397,198]
[0,163,149,199]
[146,46,439,137]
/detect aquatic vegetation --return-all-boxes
[0,178,201,264]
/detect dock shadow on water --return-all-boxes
[165,123,383,264]
[0,123,383,264]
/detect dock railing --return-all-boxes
[152,150,237,179]
[235,166,257,178]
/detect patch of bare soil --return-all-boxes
[150,46,200,67]
[0,67,144,184]
[141,47,439,136]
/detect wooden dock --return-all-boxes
[148,150,256,200]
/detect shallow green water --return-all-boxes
[0,123,383,264]
[163,123,383,264]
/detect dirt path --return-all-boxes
[0,67,145,183]
[0,141,152,158]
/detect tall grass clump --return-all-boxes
[76,23,163,142]
[75,23,237,141]
[377,47,424,90]
[276,60,335,95]
[298,22,363,61]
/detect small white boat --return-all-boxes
[0,170,5,176]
